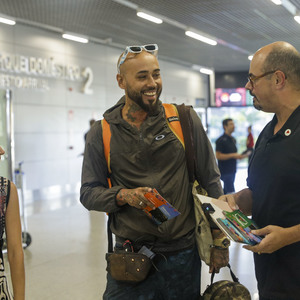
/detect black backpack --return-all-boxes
[201,264,251,300]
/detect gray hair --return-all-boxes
[263,45,300,89]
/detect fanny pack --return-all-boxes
[105,216,153,283]
[106,250,152,283]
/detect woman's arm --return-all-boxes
[5,182,25,300]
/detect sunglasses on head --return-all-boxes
[118,44,158,73]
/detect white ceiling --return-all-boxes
[1,0,300,72]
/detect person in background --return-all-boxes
[246,125,254,151]
[219,41,300,300]
[215,118,248,194]
[80,44,229,299]
[84,119,96,141]
[246,125,254,162]
[0,146,25,300]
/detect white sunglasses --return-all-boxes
[118,44,158,72]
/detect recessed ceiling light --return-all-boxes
[200,68,213,75]
[137,11,163,24]
[0,17,16,25]
[62,33,88,43]
[185,31,217,46]
[294,15,300,24]
[270,0,282,5]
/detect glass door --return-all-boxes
[207,106,273,168]
[0,89,13,180]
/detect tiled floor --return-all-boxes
[3,167,259,299]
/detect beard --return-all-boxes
[253,98,262,111]
[126,86,161,115]
[250,91,262,111]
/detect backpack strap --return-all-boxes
[163,103,185,148]
[210,264,239,285]
[176,104,195,183]
[101,119,112,188]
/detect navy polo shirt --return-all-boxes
[216,134,237,175]
[247,105,300,299]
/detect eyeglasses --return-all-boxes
[247,70,276,88]
[117,44,158,73]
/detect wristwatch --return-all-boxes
[213,237,231,249]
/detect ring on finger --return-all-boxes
[139,201,143,206]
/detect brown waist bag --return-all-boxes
[106,250,152,283]
[105,217,152,283]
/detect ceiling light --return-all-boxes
[248,55,253,61]
[199,68,213,75]
[0,17,16,25]
[62,33,88,43]
[294,14,300,24]
[185,31,217,46]
[270,0,282,5]
[137,11,163,24]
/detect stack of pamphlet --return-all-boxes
[196,194,262,245]
[143,189,181,225]
[217,210,262,245]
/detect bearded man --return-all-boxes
[81,44,228,299]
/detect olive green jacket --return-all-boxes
[80,97,223,245]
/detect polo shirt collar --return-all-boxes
[269,105,300,138]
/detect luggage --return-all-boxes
[201,264,251,300]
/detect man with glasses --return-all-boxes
[81,44,228,299]
[220,41,300,300]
